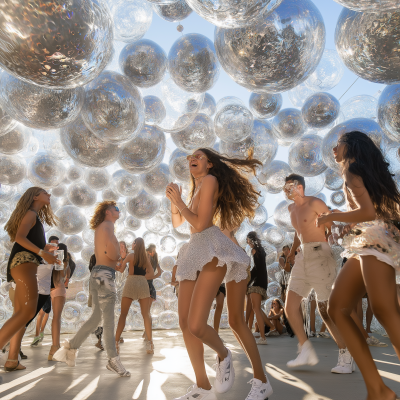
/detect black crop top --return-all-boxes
[249,247,268,291]
[133,263,146,276]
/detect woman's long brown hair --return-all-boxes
[133,237,149,271]
[189,148,262,231]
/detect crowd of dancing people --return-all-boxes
[2,130,400,400]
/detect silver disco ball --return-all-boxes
[125,215,142,231]
[214,0,325,93]
[56,205,87,235]
[145,215,165,233]
[119,39,167,88]
[160,235,177,253]
[304,175,325,196]
[272,108,306,147]
[168,33,220,93]
[0,125,30,155]
[263,226,286,247]
[273,201,294,232]
[258,160,292,194]
[335,8,400,84]
[113,170,142,197]
[160,255,176,272]
[288,134,327,177]
[84,168,110,191]
[200,93,217,117]
[140,163,172,196]
[169,148,191,183]
[144,96,166,125]
[324,168,343,191]
[0,154,26,185]
[126,190,160,220]
[67,182,97,208]
[81,71,145,144]
[27,152,66,189]
[153,0,193,22]
[249,93,282,120]
[301,92,340,129]
[378,84,400,142]
[330,190,346,207]
[118,124,166,174]
[0,0,113,88]
[66,235,84,254]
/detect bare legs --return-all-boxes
[139,297,153,342]
[50,295,66,356]
[214,292,224,334]
[328,256,400,400]
[115,297,132,343]
[226,279,267,383]
[35,309,49,337]
[250,293,265,340]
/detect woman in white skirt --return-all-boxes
[317,131,400,400]
[166,148,273,400]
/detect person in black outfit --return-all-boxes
[246,231,269,345]
[3,187,60,371]
[146,244,162,301]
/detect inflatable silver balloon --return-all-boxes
[153,0,193,22]
[214,97,253,143]
[68,182,97,208]
[305,49,344,92]
[287,82,317,108]
[0,104,17,138]
[169,148,191,183]
[61,117,121,168]
[258,160,292,194]
[171,114,215,152]
[214,0,325,93]
[250,206,268,227]
[249,93,282,120]
[0,125,30,155]
[288,134,327,177]
[111,0,152,43]
[145,216,165,233]
[56,205,87,235]
[126,190,161,220]
[0,155,26,186]
[341,95,377,122]
[168,33,220,93]
[27,152,66,189]
[301,93,340,129]
[200,93,217,117]
[141,163,172,196]
[119,40,167,88]
[84,168,110,191]
[67,165,84,182]
[102,187,120,202]
[272,108,306,147]
[125,215,142,231]
[263,226,286,247]
[332,0,399,12]
[322,118,384,171]
[383,144,400,174]
[0,0,113,88]
[113,170,142,197]
[66,235,84,254]
[335,8,400,84]
[81,71,145,144]
[160,235,177,253]
[324,168,343,191]
[304,175,325,196]
[378,85,400,142]
[274,201,294,232]
[144,96,166,125]
[118,125,166,174]
[330,190,346,207]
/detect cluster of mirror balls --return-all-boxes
[0,0,399,334]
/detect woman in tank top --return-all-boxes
[3,187,60,371]
[115,237,154,354]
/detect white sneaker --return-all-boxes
[287,340,319,368]
[173,384,217,400]
[309,331,316,337]
[256,337,268,345]
[106,356,131,377]
[213,348,235,393]
[367,336,388,347]
[253,332,261,338]
[331,348,355,374]
[53,339,79,367]
[317,332,330,338]
[266,330,279,337]
[245,375,273,400]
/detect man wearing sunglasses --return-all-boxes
[54,201,130,377]
[283,174,354,375]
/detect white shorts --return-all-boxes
[288,242,338,302]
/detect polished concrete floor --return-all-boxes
[0,329,399,400]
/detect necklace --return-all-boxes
[194,174,207,181]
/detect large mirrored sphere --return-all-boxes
[0,73,84,130]
[111,0,152,43]
[214,97,253,143]
[27,153,66,188]
[61,117,121,168]
[66,235,84,254]
[378,85,400,142]
[249,93,282,120]
[68,182,97,208]
[169,33,220,93]
[113,170,142,197]
[169,148,191,183]
[305,49,344,92]
[153,0,193,22]
[288,134,327,177]
[0,155,26,185]
[145,215,165,233]
[160,235,177,253]
[84,168,110,191]
[250,206,268,227]
[335,8,400,84]
[0,125,30,155]
[0,103,17,137]
[140,164,172,196]
[125,215,142,231]
[185,0,282,28]
[274,201,294,232]
[144,96,166,125]
[118,125,166,174]
[51,184,67,197]
[258,160,292,194]
[333,0,399,13]
[287,82,317,108]
[302,93,340,129]
[214,0,325,93]
[322,118,384,171]
[330,190,346,207]
[263,226,286,247]
[171,114,215,152]
[324,168,343,191]
[56,205,87,235]
[160,256,175,272]
[200,93,217,117]
[272,108,306,146]
[341,95,377,122]
[126,190,160,220]
[67,165,84,182]
[383,144,400,174]
[0,0,113,88]
[304,175,325,196]
[119,40,167,88]
[102,187,120,202]
[81,71,145,144]
[220,119,277,165]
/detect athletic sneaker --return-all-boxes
[367,336,388,347]
[39,332,44,342]
[52,339,79,367]
[266,330,279,337]
[256,337,268,345]
[317,332,330,338]
[253,332,261,338]
[287,340,319,368]
[173,384,217,400]
[309,331,316,337]
[331,348,355,374]
[213,348,235,393]
[245,375,273,400]
[30,335,42,347]
[106,356,130,377]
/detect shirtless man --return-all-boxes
[284,174,354,374]
[53,201,130,377]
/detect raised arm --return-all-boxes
[117,253,132,273]
[168,185,186,228]
[153,264,162,279]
